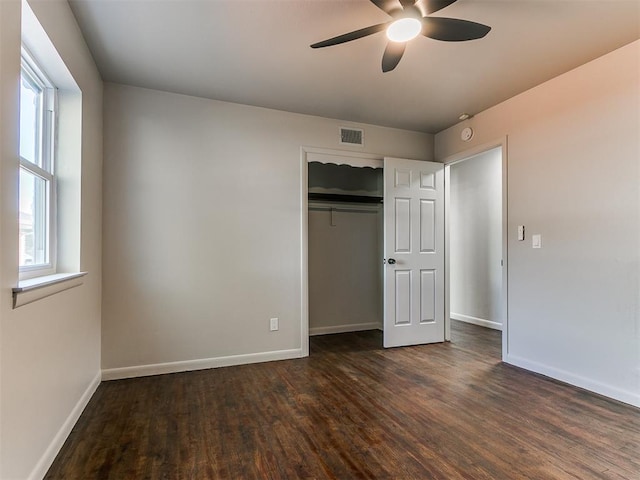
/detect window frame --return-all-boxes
[19,47,58,280]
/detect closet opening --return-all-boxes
[305,151,384,348]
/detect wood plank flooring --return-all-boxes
[45,321,639,479]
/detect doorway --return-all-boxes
[307,162,384,338]
[444,141,508,360]
[301,148,449,355]
[300,148,384,356]
[304,149,384,350]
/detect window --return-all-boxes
[19,49,57,279]
[12,3,86,307]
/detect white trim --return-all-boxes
[450,313,502,331]
[309,322,382,336]
[13,272,87,308]
[19,48,59,280]
[444,165,451,342]
[28,371,101,480]
[15,271,86,291]
[505,354,640,409]
[501,139,509,360]
[102,348,304,381]
[300,149,310,357]
[441,137,509,359]
[441,138,507,166]
[300,146,385,356]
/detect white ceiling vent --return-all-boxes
[339,127,364,147]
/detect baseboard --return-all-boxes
[102,348,304,381]
[505,353,640,409]
[309,322,382,336]
[451,313,502,331]
[28,371,101,480]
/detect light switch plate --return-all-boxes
[517,225,525,241]
[270,317,279,331]
[532,234,542,249]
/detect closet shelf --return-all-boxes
[308,193,383,204]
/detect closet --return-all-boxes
[307,154,384,336]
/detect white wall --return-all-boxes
[102,83,433,376]
[436,41,639,407]
[0,1,103,478]
[450,148,502,329]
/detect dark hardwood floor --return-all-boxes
[46,321,639,479]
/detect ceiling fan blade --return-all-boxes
[369,0,403,15]
[399,0,417,7]
[421,17,491,42]
[311,22,390,48]
[382,42,406,72]
[422,0,458,15]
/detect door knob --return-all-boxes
[387,258,396,265]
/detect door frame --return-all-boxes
[300,139,509,361]
[441,137,509,361]
[300,146,384,357]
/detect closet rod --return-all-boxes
[308,193,382,204]
[309,204,380,214]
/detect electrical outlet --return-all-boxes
[270,317,279,331]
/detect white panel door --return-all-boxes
[384,157,444,348]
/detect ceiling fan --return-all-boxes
[311,0,491,72]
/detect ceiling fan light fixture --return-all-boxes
[386,18,422,43]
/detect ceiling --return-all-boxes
[68,0,640,133]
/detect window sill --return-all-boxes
[13,272,87,308]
